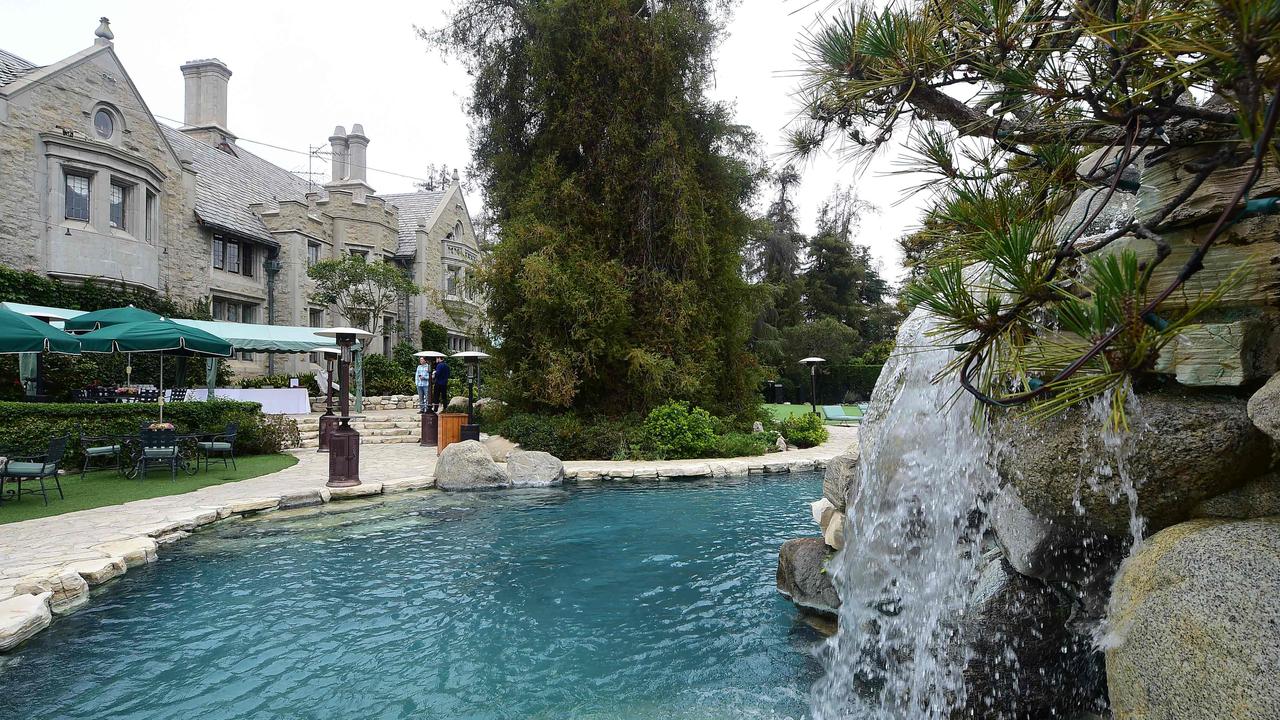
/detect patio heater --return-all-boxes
[313,347,340,453]
[799,357,826,416]
[314,327,372,487]
[452,351,491,442]
[414,350,447,447]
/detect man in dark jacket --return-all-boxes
[431,360,451,412]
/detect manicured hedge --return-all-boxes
[0,400,296,464]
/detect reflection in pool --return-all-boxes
[0,473,825,719]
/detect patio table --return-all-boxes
[114,431,208,479]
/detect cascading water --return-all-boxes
[810,309,998,719]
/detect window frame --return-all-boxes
[109,180,128,230]
[63,170,92,222]
[307,242,321,267]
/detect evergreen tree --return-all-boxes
[425,0,761,415]
[801,189,898,343]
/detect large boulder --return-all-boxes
[959,551,1104,718]
[990,485,1124,616]
[0,591,52,652]
[1247,371,1280,441]
[823,449,860,512]
[506,450,564,487]
[1192,472,1280,520]
[992,390,1271,537]
[776,537,840,617]
[1106,518,1280,720]
[435,440,511,491]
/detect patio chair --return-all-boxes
[0,435,70,506]
[139,427,179,481]
[820,405,861,426]
[79,428,123,480]
[197,423,238,472]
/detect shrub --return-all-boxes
[0,400,290,464]
[778,412,829,449]
[635,401,717,460]
[713,431,769,458]
[361,354,414,396]
[490,412,633,461]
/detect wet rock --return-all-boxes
[1192,472,1280,519]
[776,537,840,616]
[435,440,511,491]
[1246,371,1280,441]
[1055,186,1135,242]
[14,569,88,615]
[1106,518,1280,720]
[0,592,52,652]
[1077,145,1143,188]
[959,553,1103,719]
[990,485,1123,610]
[506,450,564,487]
[992,390,1270,537]
[823,449,860,512]
[278,489,327,510]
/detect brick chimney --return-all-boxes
[179,59,234,145]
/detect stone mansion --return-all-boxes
[0,19,482,376]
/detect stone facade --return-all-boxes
[0,21,483,378]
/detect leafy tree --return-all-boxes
[307,256,417,344]
[424,0,763,416]
[790,0,1280,424]
[801,189,893,333]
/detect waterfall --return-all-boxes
[810,309,998,719]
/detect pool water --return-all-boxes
[0,473,825,719]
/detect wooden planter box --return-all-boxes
[437,413,469,454]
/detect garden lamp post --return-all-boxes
[799,357,826,416]
[415,350,447,447]
[452,350,491,442]
[313,347,340,453]
[315,327,372,487]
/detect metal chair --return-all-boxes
[197,423,238,472]
[0,436,70,506]
[79,428,123,480]
[139,427,179,481]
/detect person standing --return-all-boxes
[431,359,451,413]
[415,357,432,413]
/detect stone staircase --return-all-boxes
[293,413,423,448]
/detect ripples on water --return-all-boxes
[0,474,826,720]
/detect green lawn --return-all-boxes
[0,453,299,525]
[764,403,864,424]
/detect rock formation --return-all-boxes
[435,440,511,491]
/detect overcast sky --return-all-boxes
[0,0,922,280]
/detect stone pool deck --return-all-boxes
[0,426,857,650]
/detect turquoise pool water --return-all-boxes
[0,473,825,719]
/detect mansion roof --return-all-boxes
[161,126,313,245]
[0,48,37,88]
[382,190,448,258]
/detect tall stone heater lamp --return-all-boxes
[414,350,447,446]
[313,346,341,453]
[799,357,826,416]
[314,327,372,487]
[452,350,491,442]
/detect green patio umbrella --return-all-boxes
[79,319,233,420]
[63,305,163,332]
[0,305,81,355]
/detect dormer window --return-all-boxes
[93,109,114,140]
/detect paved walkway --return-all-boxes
[0,426,857,649]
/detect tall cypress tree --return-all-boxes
[426,0,761,416]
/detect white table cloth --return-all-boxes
[185,388,311,415]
